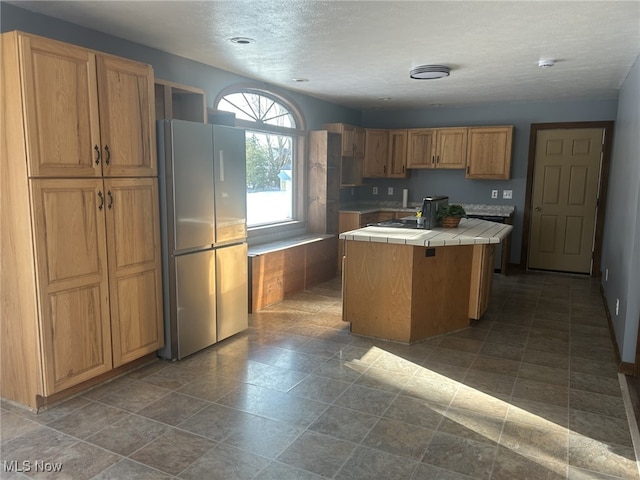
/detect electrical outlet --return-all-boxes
[373,187,378,195]
[615,298,620,315]
[388,187,394,196]
[491,190,498,199]
[503,190,513,199]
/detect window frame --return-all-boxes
[214,85,307,241]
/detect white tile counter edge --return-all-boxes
[339,218,513,247]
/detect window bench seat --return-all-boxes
[248,234,338,312]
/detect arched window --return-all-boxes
[215,88,305,229]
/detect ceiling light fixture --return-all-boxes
[410,65,450,80]
[538,59,555,68]
[292,78,309,82]
[230,37,254,44]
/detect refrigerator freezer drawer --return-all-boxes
[216,221,247,246]
[175,250,217,359]
[216,243,248,341]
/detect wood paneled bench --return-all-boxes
[248,234,338,312]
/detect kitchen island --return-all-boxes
[340,218,513,343]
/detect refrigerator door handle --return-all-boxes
[219,150,225,182]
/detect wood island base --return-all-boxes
[342,241,494,344]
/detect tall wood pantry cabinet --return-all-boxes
[0,31,164,410]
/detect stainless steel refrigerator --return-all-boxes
[157,119,248,360]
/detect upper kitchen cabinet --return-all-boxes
[325,123,365,157]
[363,129,388,177]
[155,79,206,123]
[364,129,408,178]
[9,31,156,178]
[324,123,365,186]
[387,130,409,178]
[466,126,514,179]
[407,127,468,169]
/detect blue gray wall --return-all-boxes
[601,54,640,364]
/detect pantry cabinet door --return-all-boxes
[97,55,157,177]
[104,178,163,366]
[30,179,112,395]
[20,35,101,178]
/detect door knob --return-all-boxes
[535,207,541,211]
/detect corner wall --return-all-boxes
[601,54,640,365]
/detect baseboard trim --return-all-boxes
[601,285,637,375]
[618,373,640,476]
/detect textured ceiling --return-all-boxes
[7,0,640,109]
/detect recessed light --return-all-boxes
[230,37,254,44]
[292,78,309,82]
[410,65,450,80]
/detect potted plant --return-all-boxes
[437,204,467,228]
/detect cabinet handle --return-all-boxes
[467,166,470,174]
[432,156,436,164]
[107,190,113,209]
[104,145,111,165]
[436,155,440,164]
[98,191,104,210]
[402,165,405,173]
[94,145,101,165]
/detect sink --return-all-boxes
[368,218,423,229]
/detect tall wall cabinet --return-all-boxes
[0,31,164,410]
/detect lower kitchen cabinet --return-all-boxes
[1,176,163,409]
[469,244,495,319]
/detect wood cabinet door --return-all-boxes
[407,129,436,168]
[20,35,101,178]
[30,179,112,395]
[436,128,468,169]
[466,126,514,179]
[104,178,163,366]
[364,129,388,177]
[97,55,156,177]
[353,127,365,157]
[388,130,408,177]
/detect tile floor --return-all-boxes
[1,272,639,479]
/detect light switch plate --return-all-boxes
[503,190,513,199]
[373,187,378,195]
[491,190,498,199]
[388,187,394,195]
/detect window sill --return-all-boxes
[247,220,307,246]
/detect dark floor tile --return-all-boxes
[177,374,242,402]
[130,428,215,476]
[93,459,174,479]
[568,434,639,479]
[383,394,447,430]
[137,392,210,426]
[512,378,568,408]
[222,415,303,459]
[437,407,504,445]
[85,414,169,456]
[47,402,129,439]
[570,389,627,419]
[333,384,397,416]
[363,417,434,460]
[277,431,355,478]
[335,445,419,480]
[98,381,170,412]
[569,410,634,447]
[178,402,255,441]
[288,374,351,403]
[518,362,569,387]
[491,446,567,480]
[254,461,327,480]
[308,405,378,443]
[422,432,497,479]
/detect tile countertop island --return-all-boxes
[339,219,513,344]
[339,217,513,247]
[339,202,515,218]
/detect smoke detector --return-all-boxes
[538,59,555,68]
